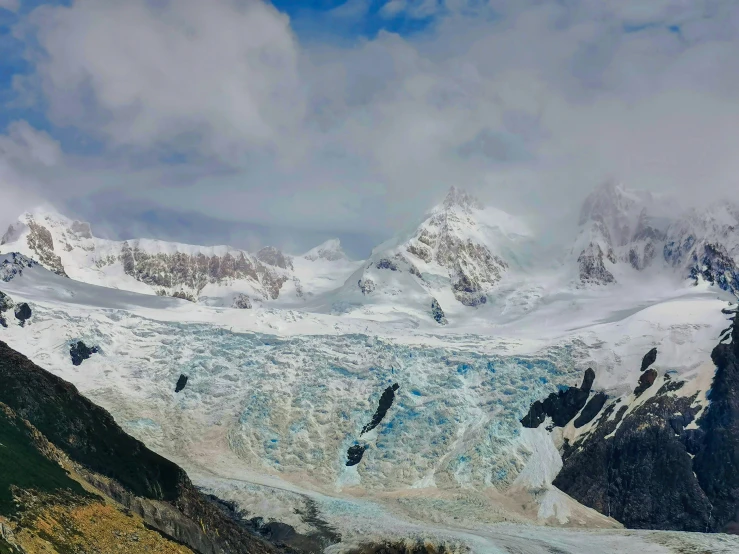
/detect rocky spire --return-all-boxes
[442,186,483,213]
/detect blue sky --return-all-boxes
[1,0,738,256]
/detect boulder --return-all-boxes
[175,374,188,393]
[641,347,658,371]
[521,368,595,428]
[346,444,366,466]
[431,298,447,325]
[634,368,658,396]
[13,303,31,325]
[69,341,99,366]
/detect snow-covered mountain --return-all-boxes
[324,186,533,323]
[0,207,360,308]
[664,201,739,292]
[4,185,739,551]
[573,181,739,294]
[573,181,676,284]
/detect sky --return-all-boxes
[1,0,738,257]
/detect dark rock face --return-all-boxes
[578,243,616,285]
[175,374,188,393]
[0,340,284,554]
[375,258,399,271]
[1,253,38,283]
[554,381,711,531]
[361,383,399,436]
[13,303,31,325]
[0,291,12,328]
[346,444,367,466]
[573,391,608,428]
[358,278,375,295]
[692,305,739,532]
[521,368,595,428]
[69,341,99,366]
[431,298,447,325]
[256,246,293,271]
[641,347,658,371]
[634,368,658,396]
[554,305,739,532]
[688,243,739,294]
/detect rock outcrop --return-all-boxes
[431,298,447,325]
[13,303,31,326]
[175,374,189,393]
[634,368,658,396]
[358,278,375,295]
[233,293,253,309]
[361,383,400,436]
[0,253,38,282]
[346,444,367,467]
[0,291,12,328]
[552,321,739,532]
[69,340,99,366]
[521,368,595,428]
[641,347,658,371]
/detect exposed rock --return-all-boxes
[345,539,469,554]
[692,304,739,532]
[1,253,38,282]
[358,278,376,295]
[634,368,658,397]
[641,347,658,371]
[573,391,608,428]
[375,258,399,271]
[404,188,508,306]
[0,292,11,328]
[346,444,367,467]
[431,298,447,325]
[25,220,68,277]
[232,293,253,309]
[69,341,99,366]
[521,368,595,428]
[256,246,293,271]
[578,243,616,285]
[13,303,31,325]
[175,374,188,393]
[115,241,289,301]
[361,383,400,436]
[0,291,13,313]
[554,382,711,531]
[554,306,739,532]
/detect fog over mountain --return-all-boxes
[2,0,739,256]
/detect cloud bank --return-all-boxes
[1,0,738,254]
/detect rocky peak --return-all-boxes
[255,246,293,270]
[441,186,483,214]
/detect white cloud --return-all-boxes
[0,0,19,14]
[380,0,441,19]
[27,0,305,165]
[7,0,739,241]
[0,121,61,167]
[329,0,371,19]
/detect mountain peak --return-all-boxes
[442,186,483,213]
[303,238,347,262]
